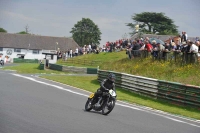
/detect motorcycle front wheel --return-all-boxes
[85,99,93,111]
[102,98,115,115]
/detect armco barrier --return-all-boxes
[87,68,98,74]
[13,58,38,63]
[98,70,158,98]
[48,64,97,74]
[49,64,63,71]
[98,70,200,108]
[62,66,87,73]
[157,80,200,108]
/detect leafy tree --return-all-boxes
[17,31,29,34]
[126,12,178,35]
[0,28,7,33]
[70,18,102,47]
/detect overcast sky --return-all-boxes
[0,0,200,46]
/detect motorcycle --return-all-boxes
[85,89,117,115]
[0,60,4,66]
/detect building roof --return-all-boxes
[0,33,80,51]
[131,33,199,42]
[131,33,175,41]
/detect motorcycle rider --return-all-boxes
[91,73,116,105]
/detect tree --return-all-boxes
[17,31,29,34]
[17,25,30,34]
[0,28,7,33]
[70,18,102,47]
[126,12,179,35]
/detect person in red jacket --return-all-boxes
[144,41,153,57]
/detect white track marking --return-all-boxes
[12,74,200,128]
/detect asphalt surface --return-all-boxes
[0,69,200,133]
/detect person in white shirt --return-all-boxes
[88,44,91,53]
[189,42,198,63]
[69,49,73,58]
[75,47,79,56]
[189,42,198,53]
[184,32,188,41]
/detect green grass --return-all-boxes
[57,51,127,68]
[2,63,68,74]
[58,51,200,86]
[41,75,200,119]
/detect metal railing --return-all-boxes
[128,50,199,64]
[98,70,158,98]
[48,63,97,74]
[61,59,102,66]
[98,70,200,108]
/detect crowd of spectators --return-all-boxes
[123,32,200,63]
[57,31,200,63]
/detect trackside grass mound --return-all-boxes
[58,51,200,86]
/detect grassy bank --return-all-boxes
[58,51,200,86]
[41,75,200,119]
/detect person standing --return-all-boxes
[75,47,79,56]
[69,49,73,58]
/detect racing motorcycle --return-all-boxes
[85,89,117,115]
[0,60,4,66]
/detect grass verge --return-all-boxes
[41,75,200,120]
[2,63,68,74]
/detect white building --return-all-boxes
[0,33,80,63]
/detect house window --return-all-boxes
[0,47,3,51]
[33,50,39,54]
[14,49,21,53]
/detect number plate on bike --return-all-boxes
[89,93,94,98]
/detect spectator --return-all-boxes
[181,31,187,42]
[151,40,158,58]
[196,41,200,60]
[144,41,153,57]
[188,41,198,63]
[69,49,73,58]
[67,49,70,57]
[88,44,92,53]
[163,43,171,59]
[139,42,145,51]
[189,42,198,53]
[75,47,79,56]
[62,52,66,61]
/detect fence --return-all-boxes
[13,58,39,63]
[98,70,158,98]
[98,70,200,108]
[128,50,199,64]
[157,80,200,108]
[48,63,98,74]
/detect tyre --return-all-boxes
[102,98,115,115]
[85,99,93,111]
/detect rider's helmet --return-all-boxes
[107,73,116,83]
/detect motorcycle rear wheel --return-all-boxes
[85,99,93,111]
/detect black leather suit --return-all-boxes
[92,79,116,104]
